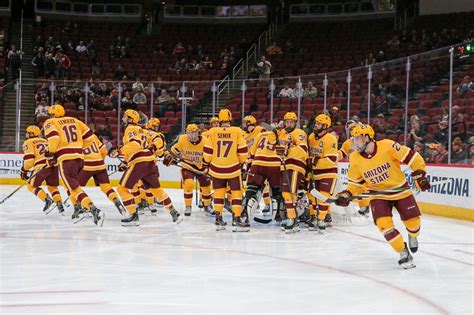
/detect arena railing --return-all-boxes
[5,42,473,164]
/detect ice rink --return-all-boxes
[0,185,473,314]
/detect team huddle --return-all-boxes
[19,104,431,269]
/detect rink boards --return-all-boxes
[1,152,473,221]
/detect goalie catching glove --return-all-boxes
[163,152,178,166]
[411,170,430,191]
[334,190,352,207]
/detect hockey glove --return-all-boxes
[275,144,288,157]
[148,144,157,154]
[334,190,352,207]
[118,162,128,172]
[45,151,57,167]
[163,152,177,166]
[411,170,430,192]
[20,168,30,181]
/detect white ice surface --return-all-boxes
[0,186,473,314]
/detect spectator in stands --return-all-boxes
[362,53,376,66]
[201,56,213,69]
[304,81,318,98]
[121,91,134,110]
[7,50,21,81]
[119,46,129,59]
[34,36,43,50]
[386,77,403,110]
[31,52,44,77]
[220,48,229,59]
[87,40,96,53]
[387,35,400,48]
[434,119,449,146]
[65,40,75,53]
[174,58,188,72]
[43,53,55,79]
[196,43,205,57]
[400,29,409,45]
[374,95,389,115]
[257,56,272,82]
[95,123,113,140]
[293,82,304,99]
[101,136,113,152]
[76,41,87,54]
[266,42,283,56]
[456,76,473,97]
[89,50,100,77]
[35,103,49,122]
[407,115,425,147]
[329,106,342,127]
[413,141,428,161]
[451,137,467,164]
[188,59,201,71]
[114,64,128,80]
[115,36,124,49]
[132,78,145,92]
[156,89,173,117]
[110,88,119,111]
[57,51,71,78]
[376,50,385,63]
[133,88,147,106]
[172,42,185,56]
[432,142,448,164]
[285,40,296,54]
[452,105,465,124]
[278,84,294,98]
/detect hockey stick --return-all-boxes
[168,150,212,179]
[310,187,412,204]
[0,168,10,171]
[0,166,47,205]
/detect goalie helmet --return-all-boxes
[48,104,65,118]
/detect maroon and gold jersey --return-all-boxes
[278,128,308,174]
[347,139,427,200]
[171,135,207,174]
[119,124,155,167]
[308,131,338,179]
[22,137,48,171]
[83,134,107,172]
[43,116,93,162]
[203,126,248,179]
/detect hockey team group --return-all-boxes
[14,104,432,269]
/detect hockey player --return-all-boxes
[21,125,64,214]
[334,124,430,269]
[109,110,182,226]
[165,123,213,216]
[307,114,338,231]
[242,115,272,214]
[70,134,125,221]
[202,117,220,139]
[43,104,104,226]
[203,109,249,231]
[338,119,370,217]
[276,112,308,233]
[244,129,282,222]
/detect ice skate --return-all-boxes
[232,216,250,232]
[198,199,204,208]
[358,206,370,217]
[121,212,139,227]
[148,202,160,215]
[324,213,332,226]
[317,219,326,231]
[43,196,54,214]
[90,205,105,227]
[398,243,416,269]
[137,200,148,215]
[170,208,183,224]
[408,235,418,253]
[71,204,85,224]
[56,202,65,215]
[215,213,227,231]
[305,216,320,232]
[203,205,215,216]
[114,198,126,215]
[284,218,300,234]
[184,206,192,217]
